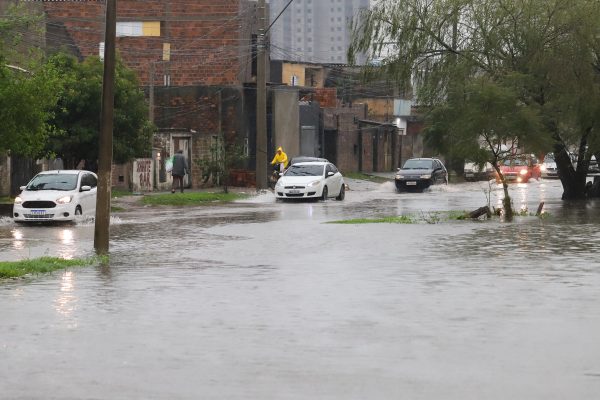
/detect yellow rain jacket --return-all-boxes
[270,147,289,167]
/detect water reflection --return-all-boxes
[54,270,78,324]
[11,229,24,250]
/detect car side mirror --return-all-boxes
[80,185,91,192]
[19,185,26,191]
[327,171,335,177]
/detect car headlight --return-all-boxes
[396,174,404,179]
[275,179,283,188]
[14,196,23,205]
[420,174,431,179]
[307,180,321,187]
[56,195,73,204]
[519,169,528,175]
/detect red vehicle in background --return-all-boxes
[496,155,542,183]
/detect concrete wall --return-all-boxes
[132,159,153,192]
[272,88,300,161]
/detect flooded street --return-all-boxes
[1,179,600,399]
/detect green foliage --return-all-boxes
[350,0,600,199]
[45,53,153,166]
[343,172,391,183]
[0,3,45,66]
[0,63,62,157]
[141,192,247,206]
[0,256,95,279]
[196,138,248,192]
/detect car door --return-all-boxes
[325,163,342,195]
[79,173,97,215]
[432,160,442,183]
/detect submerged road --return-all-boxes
[1,179,600,399]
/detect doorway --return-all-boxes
[172,136,192,187]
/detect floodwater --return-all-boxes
[1,179,600,399]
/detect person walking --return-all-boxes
[171,149,189,193]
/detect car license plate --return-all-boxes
[31,209,46,215]
[406,181,417,186]
[289,189,300,194]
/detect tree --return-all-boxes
[196,137,248,193]
[0,3,61,157]
[45,53,153,168]
[426,76,544,219]
[349,0,600,201]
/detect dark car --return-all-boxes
[395,158,448,192]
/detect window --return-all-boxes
[81,173,97,188]
[116,21,160,37]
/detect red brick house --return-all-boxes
[41,0,260,190]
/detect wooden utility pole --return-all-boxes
[255,0,268,189]
[94,0,116,254]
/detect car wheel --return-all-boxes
[335,184,345,201]
[321,186,328,201]
[75,206,82,216]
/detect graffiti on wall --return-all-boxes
[133,158,153,192]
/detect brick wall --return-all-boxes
[43,0,246,86]
[111,162,132,190]
[323,105,368,173]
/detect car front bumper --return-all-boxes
[395,178,432,191]
[274,184,322,199]
[13,203,78,222]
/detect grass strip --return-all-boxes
[327,215,414,224]
[142,192,248,206]
[111,189,133,198]
[343,172,392,183]
[0,256,95,279]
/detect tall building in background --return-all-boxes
[269,0,369,64]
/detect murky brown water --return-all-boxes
[1,179,599,399]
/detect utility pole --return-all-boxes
[255,0,268,189]
[94,0,116,254]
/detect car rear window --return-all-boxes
[27,174,78,191]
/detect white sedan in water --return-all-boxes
[274,161,345,201]
[13,170,98,223]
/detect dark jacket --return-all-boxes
[171,152,189,176]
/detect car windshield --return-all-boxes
[503,158,528,166]
[285,164,324,177]
[26,174,78,191]
[402,159,433,169]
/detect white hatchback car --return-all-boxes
[13,170,98,222]
[274,161,345,201]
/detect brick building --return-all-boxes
[40,0,259,189]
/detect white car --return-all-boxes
[13,170,98,222]
[464,161,495,181]
[540,153,558,179]
[274,161,345,200]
